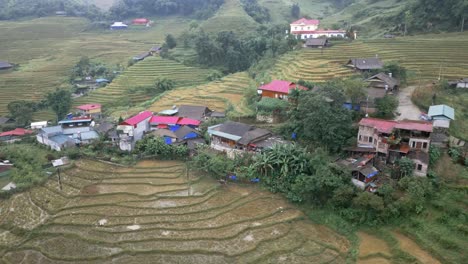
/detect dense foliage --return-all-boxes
[0,0,103,20]
[109,0,224,19]
[190,25,298,73]
[135,136,189,159]
[7,101,38,126]
[256,97,288,116]
[46,89,72,121]
[240,0,270,23]
[387,0,468,33]
[285,84,353,152]
[375,95,398,119]
[70,57,118,83]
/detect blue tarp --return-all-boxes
[229,175,237,181]
[343,103,361,111]
[366,171,378,178]
[164,137,172,145]
[250,178,260,183]
[184,132,198,140]
[169,125,180,132]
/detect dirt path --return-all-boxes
[392,232,441,264]
[396,86,422,121]
[357,232,392,264]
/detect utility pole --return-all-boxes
[57,167,62,191]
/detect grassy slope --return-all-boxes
[258,0,331,24]
[89,0,116,10]
[201,0,258,34]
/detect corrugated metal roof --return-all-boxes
[428,105,455,120]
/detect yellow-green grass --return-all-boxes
[149,72,255,117]
[0,16,192,117]
[270,33,468,83]
[258,0,331,24]
[201,0,258,34]
[0,159,351,262]
[75,57,213,107]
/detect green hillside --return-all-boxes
[75,57,213,107]
[201,0,259,34]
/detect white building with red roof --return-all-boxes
[258,80,307,100]
[290,18,346,40]
[117,111,153,151]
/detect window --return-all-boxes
[374,139,377,144]
[369,137,373,143]
[411,141,416,148]
[423,142,428,149]
[417,164,423,171]
[359,135,362,141]
[295,27,298,30]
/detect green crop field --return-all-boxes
[0,159,351,262]
[75,57,213,107]
[150,72,255,117]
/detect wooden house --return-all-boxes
[258,80,307,100]
[346,58,383,71]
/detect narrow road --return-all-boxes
[396,85,422,121]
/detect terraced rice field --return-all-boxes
[150,72,255,116]
[0,159,350,263]
[75,57,213,107]
[0,16,193,117]
[271,33,468,83]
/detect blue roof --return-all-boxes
[164,137,172,145]
[75,131,99,141]
[428,105,455,120]
[96,78,110,83]
[41,126,62,134]
[49,134,72,145]
[58,119,92,124]
[184,132,199,140]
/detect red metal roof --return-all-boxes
[291,18,320,25]
[150,116,180,125]
[0,128,33,137]
[360,118,433,134]
[259,80,308,94]
[177,118,201,126]
[121,111,153,126]
[359,118,397,134]
[132,18,149,24]
[395,120,433,132]
[76,104,102,111]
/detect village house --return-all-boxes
[110,22,128,30]
[258,80,307,100]
[150,116,180,130]
[0,61,13,70]
[151,125,202,146]
[448,78,468,88]
[0,128,33,143]
[149,46,162,55]
[208,121,287,156]
[304,38,329,48]
[346,58,383,71]
[36,116,99,151]
[133,52,151,61]
[366,72,400,92]
[117,111,152,151]
[356,118,433,176]
[0,117,14,126]
[177,105,213,121]
[132,18,149,25]
[76,104,102,119]
[30,121,48,130]
[337,154,378,190]
[290,18,346,39]
[428,104,455,121]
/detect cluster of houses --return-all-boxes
[110,18,152,30]
[289,18,347,40]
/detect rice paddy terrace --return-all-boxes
[271,33,468,83]
[75,57,213,107]
[0,160,350,263]
[150,72,254,116]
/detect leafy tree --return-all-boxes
[155,78,176,91]
[240,0,270,23]
[46,89,72,121]
[291,3,300,18]
[398,157,415,177]
[135,136,188,159]
[7,101,36,126]
[429,145,441,167]
[165,34,177,49]
[342,78,366,109]
[375,95,398,119]
[189,20,199,30]
[287,91,353,152]
[382,62,408,85]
